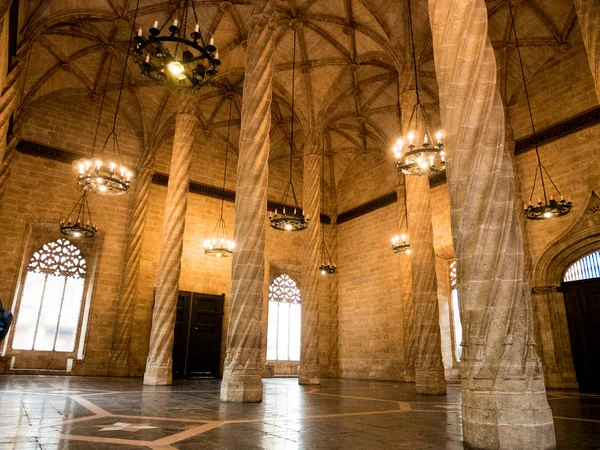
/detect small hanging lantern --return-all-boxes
[60,190,97,238]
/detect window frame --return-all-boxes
[266,273,302,362]
[1,223,102,364]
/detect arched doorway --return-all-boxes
[560,251,600,392]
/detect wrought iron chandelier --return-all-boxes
[392,175,411,255]
[319,133,336,275]
[60,190,97,238]
[74,5,138,196]
[269,30,308,232]
[509,4,572,220]
[134,0,220,91]
[393,0,445,177]
[204,95,235,257]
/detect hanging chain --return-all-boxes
[91,54,114,156]
[290,29,297,184]
[509,3,554,202]
[406,0,420,106]
[110,0,141,150]
[221,98,233,218]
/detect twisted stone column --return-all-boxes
[395,182,414,382]
[326,152,339,378]
[109,150,155,376]
[220,0,276,402]
[401,89,446,394]
[299,140,321,385]
[574,0,600,102]
[429,0,556,447]
[143,92,196,386]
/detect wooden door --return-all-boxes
[171,291,224,378]
[561,278,600,392]
[186,293,224,377]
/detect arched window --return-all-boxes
[564,250,600,282]
[449,260,462,362]
[12,239,87,352]
[266,274,301,361]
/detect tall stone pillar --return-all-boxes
[396,180,414,382]
[143,92,196,386]
[109,149,155,376]
[401,89,446,394]
[299,139,321,385]
[429,0,556,448]
[574,0,600,102]
[326,152,339,378]
[220,0,276,403]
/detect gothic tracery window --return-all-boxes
[266,274,301,361]
[12,239,87,352]
[563,250,600,282]
[449,260,462,362]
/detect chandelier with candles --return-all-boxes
[134,0,220,91]
[60,190,97,238]
[392,175,411,255]
[393,0,445,177]
[73,17,135,195]
[269,29,309,232]
[508,4,572,220]
[319,133,336,275]
[204,95,235,257]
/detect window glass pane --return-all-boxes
[289,303,301,361]
[12,272,46,350]
[34,275,65,351]
[266,301,278,361]
[564,250,600,282]
[451,289,462,362]
[55,277,84,352]
[277,302,290,361]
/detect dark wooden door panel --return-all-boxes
[171,291,224,379]
[561,279,600,392]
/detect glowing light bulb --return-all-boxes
[406,249,412,255]
[408,131,415,146]
[98,185,108,192]
[321,270,327,275]
[436,131,443,144]
[284,223,293,231]
[543,211,553,219]
[216,253,222,258]
[168,60,185,76]
[401,234,407,242]
[73,231,81,238]
[423,134,428,145]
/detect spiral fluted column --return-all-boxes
[109,150,155,376]
[574,0,600,102]
[429,0,556,447]
[143,92,196,386]
[395,182,414,382]
[220,0,276,403]
[400,89,446,394]
[299,140,321,385]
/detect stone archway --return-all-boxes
[531,190,600,389]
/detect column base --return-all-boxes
[463,388,556,449]
[415,368,446,395]
[143,360,172,386]
[298,363,320,385]
[220,372,263,402]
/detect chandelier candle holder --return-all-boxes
[60,190,97,238]
[392,234,411,255]
[392,175,411,255]
[269,29,308,232]
[319,132,336,275]
[393,0,445,177]
[508,4,572,221]
[134,0,220,91]
[75,7,139,196]
[204,95,235,257]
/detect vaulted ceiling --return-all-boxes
[15,0,583,192]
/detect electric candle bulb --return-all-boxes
[210,36,215,46]
[153,20,159,28]
[138,27,143,36]
[408,131,415,145]
[145,55,150,63]
[424,134,428,145]
[401,234,407,242]
[195,24,200,32]
[173,19,178,27]
[436,131,442,144]
[214,51,219,59]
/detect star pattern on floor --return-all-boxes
[97,422,159,432]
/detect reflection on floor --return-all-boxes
[0,376,598,449]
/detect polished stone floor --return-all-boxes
[0,376,598,449]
